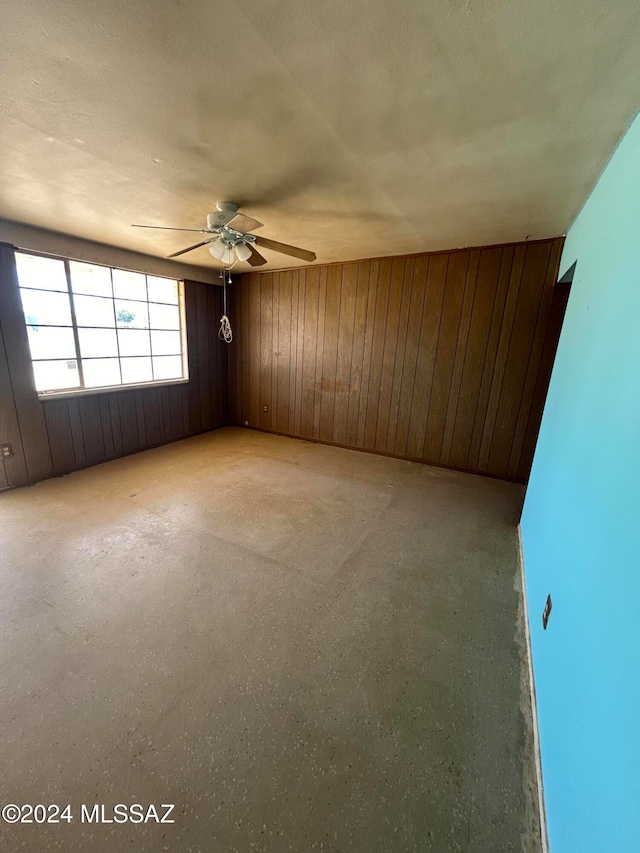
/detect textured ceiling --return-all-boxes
[1,0,639,271]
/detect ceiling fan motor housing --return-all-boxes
[207,202,239,231]
[207,212,226,230]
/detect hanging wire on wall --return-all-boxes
[218,268,233,343]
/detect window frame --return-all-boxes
[16,250,189,400]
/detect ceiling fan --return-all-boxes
[132,202,316,267]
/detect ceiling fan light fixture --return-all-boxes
[222,246,235,265]
[209,237,235,264]
[208,238,225,260]
[234,242,252,262]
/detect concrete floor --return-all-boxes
[0,427,539,852]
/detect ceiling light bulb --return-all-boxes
[234,242,252,262]
[208,238,225,260]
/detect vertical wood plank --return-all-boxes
[312,267,328,438]
[374,258,405,453]
[181,384,189,435]
[293,270,305,436]
[43,400,75,474]
[466,247,514,470]
[448,247,504,469]
[440,251,480,464]
[288,270,300,435]
[275,272,291,433]
[226,280,237,424]
[300,268,320,438]
[218,285,229,427]
[345,262,371,447]
[239,275,251,425]
[78,395,106,464]
[422,251,469,462]
[356,261,380,448]
[207,284,219,428]
[384,257,413,454]
[166,385,185,439]
[141,387,161,446]
[219,288,230,427]
[117,391,140,452]
[159,387,169,441]
[332,262,358,446]
[318,265,342,442]
[476,245,527,471]
[196,283,212,431]
[109,394,124,455]
[248,275,261,428]
[67,398,87,467]
[393,255,428,456]
[274,273,283,433]
[259,274,274,429]
[134,390,147,446]
[99,396,115,457]
[405,253,448,459]
[363,260,391,449]
[209,285,224,427]
[185,280,202,434]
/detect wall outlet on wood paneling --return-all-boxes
[263,405,269,413]
[1,443,14,458]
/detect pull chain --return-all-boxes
[218,271,233,343]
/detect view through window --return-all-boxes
[16,252,187,394]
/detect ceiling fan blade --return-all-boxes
[132,224,210,233]
[246,245,268,267]
[254,236,316,262]
[165,239,214,258]
[226,213,264,234]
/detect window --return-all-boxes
[16,252,187,396]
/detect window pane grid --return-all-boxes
[106,267,123,387]
[16,252,185,394]
[43,351,183,359]
[148,318,155,383]
[64,258,86,390]
[24,323,182,331]
[19,287,70,295]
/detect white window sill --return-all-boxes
[37,377,189,402]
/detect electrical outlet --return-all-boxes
[263,405,269,413]
[1,443,14,459]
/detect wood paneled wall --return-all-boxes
[228,238,565,482]
[1,237,566,488]
[0,241,227,489]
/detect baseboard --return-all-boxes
[517,524,549,853]
[233,423,527,485]
[0,423,228,491]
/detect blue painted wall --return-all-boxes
[521,110,640,853]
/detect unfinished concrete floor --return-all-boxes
[0,427,538,852]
